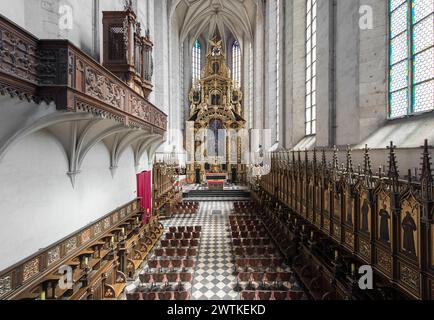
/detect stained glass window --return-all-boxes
[305,0,317,135]
[192,40,201,86]
[232,41,241,87]
[389,0,434,118]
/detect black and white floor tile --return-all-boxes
[127,200,300,300]
[163,201,239,300]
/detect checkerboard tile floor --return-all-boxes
[127,200,301,300]
[162,201,239,300]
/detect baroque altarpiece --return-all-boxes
[186,39,246,184]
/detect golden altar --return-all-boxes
[186,38,246,184]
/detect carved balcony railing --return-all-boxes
[0,14,167,135]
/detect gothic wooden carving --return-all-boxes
[254,140,434,299]
[0,15,166,133]
[0,199,157,300]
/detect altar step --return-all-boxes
[182,189,251,201]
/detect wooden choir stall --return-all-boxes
[0,200,164,300]
[252,141,434,300]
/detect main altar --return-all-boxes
[186,38,246,185]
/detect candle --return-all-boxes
[351,263,356,274]
[40,291,46,301]
[334,250,339,260]
[121,228,125,236]
[302,225,306,232]
[294,218,297,225]
[84,257,89,267]
[310,231,314,240]
[111,236,115,244]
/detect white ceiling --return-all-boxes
[169,0,260,46]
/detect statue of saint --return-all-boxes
[402,211,417,255]
[379,203,391,242]
[189,91,196,116]
[361,199,370,233]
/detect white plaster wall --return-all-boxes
[0,131,138,271]
[0,0,97,58]
[335,0,360,146]
[153,0,170,115]
[358,0,388,141]
[291,0,308,146]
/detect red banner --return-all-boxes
[137,171,152,224]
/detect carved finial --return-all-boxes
[363,144,372,176]
[420,139,433,200]
[420,139,433,182]
[298,150,302,169]
[332,146,339,170]
[313,148,318,171]
[321,149,327,169]
[124,0,133,11]
[136,22,142,35]
[407,169,412,185]
[387,141,400,182]
[346,145,353,174]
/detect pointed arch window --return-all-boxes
[192,40,202,86]
[305,0,317,136]
[232,41,242,87]
[388,0,434,118]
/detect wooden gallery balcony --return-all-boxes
[0,14,167,135]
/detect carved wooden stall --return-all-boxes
[253,141,434,300]
[152,160,182,220]
[0,200,165,300]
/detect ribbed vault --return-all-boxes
[170,0,261,46]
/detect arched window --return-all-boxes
[389,0,434,118]
[192,40,201,86]
[232,41,241,87]
[305,0,317,136]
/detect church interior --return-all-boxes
[0,0,433,302]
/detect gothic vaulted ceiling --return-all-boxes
[170,0,260,46]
